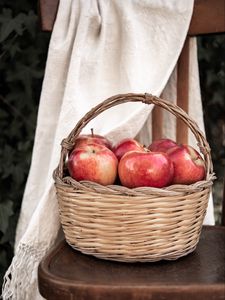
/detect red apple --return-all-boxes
[74,129,112,150]
[148,138,178,153]
[113,138,145,161]
[118,150,174,188]
[167,145,206,184]
[68,143,118,186]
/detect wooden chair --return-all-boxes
[37,1,225,299]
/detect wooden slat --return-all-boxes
[152,106,163,141]
[176,37,190,144]
[188,0,225,36]
[222,177,225,226]
[38,0,225,34]
[38,0,59,31]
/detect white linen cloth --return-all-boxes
[2,0,214,299]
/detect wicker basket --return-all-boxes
[53,93,215,262]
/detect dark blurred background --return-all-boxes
[0,0,224,287]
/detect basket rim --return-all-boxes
[53,170,215,197]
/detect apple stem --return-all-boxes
[91,128,94,137]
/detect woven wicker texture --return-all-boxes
[54,93,215,262]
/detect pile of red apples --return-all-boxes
[68,130,206,188]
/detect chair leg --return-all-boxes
[176,37,190,145]
[221,176,225,226]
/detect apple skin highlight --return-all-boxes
[167,145,206,184]
[68,143,118,186]
[148,138,178,153]
[118,151,174,188]
[113,138,145,161]
[74,133,112,150]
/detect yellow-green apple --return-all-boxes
[148,138,178,153]
[118,150,174,188]
[167,145,206,184]
[74,129,112,150]
[113,138,145,161]
[68,143,118,186]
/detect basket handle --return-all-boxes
[56,93,213,180]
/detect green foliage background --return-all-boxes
[0,0,224,287]
[0,0,51,283]
[197,36,225,223]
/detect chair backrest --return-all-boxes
[38,0,225,225]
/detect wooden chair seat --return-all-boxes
[38,225,225,300]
